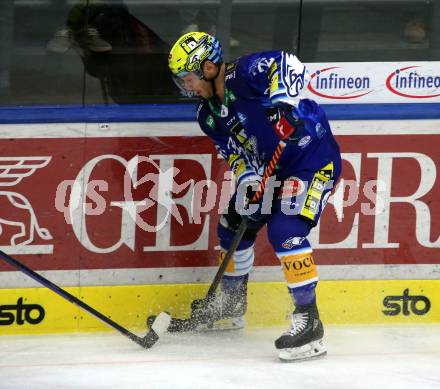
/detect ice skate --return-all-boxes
[190,288,247,331]
[275,303,327,362]
[148,281,247,333]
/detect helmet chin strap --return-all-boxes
[200,61,222,100]
[210,79,218,102]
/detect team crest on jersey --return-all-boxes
[281,53,307,98]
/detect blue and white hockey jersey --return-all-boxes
[197,50,341,185]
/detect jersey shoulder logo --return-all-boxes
[249,56,275,76]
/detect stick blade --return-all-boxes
[151,312,171,336]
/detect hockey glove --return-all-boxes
[267,103,304,142]
[236,179,270,227]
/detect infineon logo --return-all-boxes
[307,66,372,99]
[386,66,440,98]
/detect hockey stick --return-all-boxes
[150,140,287,332]
[0,249,170,349]
[205,140,287,299]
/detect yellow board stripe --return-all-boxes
[0,280,439,335]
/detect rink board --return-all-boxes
[0,118,439,337]
[0,280,439,335]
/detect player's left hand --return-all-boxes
[242,180,269,226]
[267,103,304,142]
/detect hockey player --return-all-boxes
[168,32,341,361]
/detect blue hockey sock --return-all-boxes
[288,281,317,306]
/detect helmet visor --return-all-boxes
[172,75,198,98]
[172,69,204,97]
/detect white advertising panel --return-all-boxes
[304,62,440,104]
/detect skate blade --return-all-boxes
[278,339,327,362]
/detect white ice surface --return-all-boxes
[1,325,440,389]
